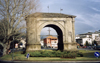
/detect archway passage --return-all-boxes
[26,12,77,51]
[44,24,63,50]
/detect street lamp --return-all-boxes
[12,36,14,61]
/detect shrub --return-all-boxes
[14,51,23,54]
[77,52,83,57]
[55,50,62,57]
[41,50,51,57]
[60,52,77,58]
[30,51,41,57]
[25,50,80,58]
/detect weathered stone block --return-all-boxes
[26,44,41,52]
[63,42,77,51]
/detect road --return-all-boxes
[78,48,100,51]
[0,60,100,63]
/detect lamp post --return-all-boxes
[12,36,14,61]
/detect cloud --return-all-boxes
[75,13,100,34]
[75,22,94,34]
[91,7,100,12]
[40,0,100,35]
[40,27,57,35]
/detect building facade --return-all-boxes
[44,36,58,48]
[19,38,26,48]
[76,36,92,46]
[76,30,100,46]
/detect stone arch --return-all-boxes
[37,21,64,41]
[26,12,77,51]
[38,21,64,50]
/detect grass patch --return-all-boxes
[79,50,100,58]
[0,50,100,61]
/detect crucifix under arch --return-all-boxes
[48,27,51,35]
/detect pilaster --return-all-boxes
[63,42,77,51]
[64,20,68,43]
[26,17,41,52]
[26,43,41,52]
[72,18,75,42]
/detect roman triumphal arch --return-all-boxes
[25,12,77,51]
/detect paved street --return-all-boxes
[78,48,100,51]
[0,60,100,63]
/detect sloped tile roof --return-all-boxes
[44,35,57,39]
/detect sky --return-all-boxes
[39,0,100,35]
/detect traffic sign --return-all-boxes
[94,52,99,57]
[26,53,30,58]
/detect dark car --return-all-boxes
[93,46,100,50]
[87,46,92,49]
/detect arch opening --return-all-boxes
[40,24,63,50]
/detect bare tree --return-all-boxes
[0,0,40,55]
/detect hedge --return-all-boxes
[25,50,83,58]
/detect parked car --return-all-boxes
[82,46,87,48]
[93,46,100,50]
[87,46,92,49]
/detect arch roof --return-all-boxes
[27,12,76,18]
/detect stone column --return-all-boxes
[26,18,41,52]
[63,20,69,50]
[63,18,77,51]
[71,18,77,50]
[64,21,68,43]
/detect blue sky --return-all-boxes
[40,0,100,35]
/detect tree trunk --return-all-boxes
[3,45,7,55]
[3,43,10,55]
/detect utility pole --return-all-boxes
[12,36,14,61]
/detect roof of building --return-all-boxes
[44,35,57,39]
[79,32,93,35]
[27,12,76,18]
[79,30,100,35]
[94,31,100,34]
[95,37,100,41]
